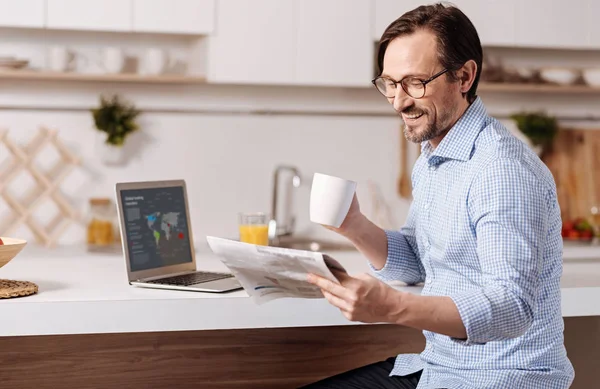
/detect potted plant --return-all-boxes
[510,111,558,159]
[91,94,141,165]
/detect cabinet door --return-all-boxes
[375,0,516,46]
[589,0,600,49]
[452,0,516,47]
[46,0,132,32]
[208,0,295,84]
[0,0,45,28]
[374,0,422,40]
[515,0,590,49]
[295,0,373,86]
[133,0,214,34]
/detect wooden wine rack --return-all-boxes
[0,128,82,247]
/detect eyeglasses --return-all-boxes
[371,68,449,99]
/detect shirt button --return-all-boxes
[424,203,430,210]
[428,165,437,171]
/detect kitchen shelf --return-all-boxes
[0,70,207,84]
[478,82,600,94]
[1,70,599,93]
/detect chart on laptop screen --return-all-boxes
[120,186,193,272]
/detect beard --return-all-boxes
[402,103,456,144]
[404,119,438,143]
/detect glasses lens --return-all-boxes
[402,78,425,99]
[374,77,396,97]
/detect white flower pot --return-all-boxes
[101,144,126,166]
[96,132,126,166]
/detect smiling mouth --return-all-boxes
[403,112,425,120]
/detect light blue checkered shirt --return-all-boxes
[373,97,575,389]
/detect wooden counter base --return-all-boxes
[0,317,597,389]
[0,324,425,389]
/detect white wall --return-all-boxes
[0,105,415,249]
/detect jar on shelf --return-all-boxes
[87,198,118,251]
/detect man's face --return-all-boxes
[381,29,465,144]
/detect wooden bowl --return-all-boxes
[0,237,27,269]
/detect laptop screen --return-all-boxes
[119,186,193,272]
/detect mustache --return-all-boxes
[401,106,425,115]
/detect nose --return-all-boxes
[392,86,412,113]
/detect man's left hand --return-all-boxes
[307,270,403,324]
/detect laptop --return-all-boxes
[115,179,242,293]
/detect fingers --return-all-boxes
[322,290,351,312]
[307,273,348,298]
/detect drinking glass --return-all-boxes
[238,212,269,246]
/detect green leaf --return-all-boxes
[510,111,557,147]
[90,94,141,145]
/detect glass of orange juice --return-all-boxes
[238,212,270,246]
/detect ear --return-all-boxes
[458,59,477,94]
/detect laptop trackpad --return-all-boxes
[195,278,242,293]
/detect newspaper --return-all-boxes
[206,236,348,304]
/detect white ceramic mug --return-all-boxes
[102,47,124,74]
[309,173,357,228]
[47,46,74,72]
[140,48,168,75]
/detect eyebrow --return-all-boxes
[381,72,430,80]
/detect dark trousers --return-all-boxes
[298,357,422,389]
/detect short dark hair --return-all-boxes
[377,2,482,102]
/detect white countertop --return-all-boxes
[0,243,599,337]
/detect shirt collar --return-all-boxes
[420,96,488,163]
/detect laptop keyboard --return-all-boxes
[148,271,233,287]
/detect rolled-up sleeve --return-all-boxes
[369,202,425,285]
[450,158,549,345]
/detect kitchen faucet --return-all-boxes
[267,165,356,252]
[269,165,302,242]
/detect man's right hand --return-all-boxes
[322,194,389,271]
[324,194,364,239]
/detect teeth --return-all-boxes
[405,112,424,119]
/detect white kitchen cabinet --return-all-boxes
[46,0,132,32]
[588,0,600,49]
[0,0,45,28]
[374,0,516,47]
[515,0,590,49]
[208,0,295,85]
[452,0,516,47]
[374,0,422,40]
[295,0,372,86]
[132,0,214,34]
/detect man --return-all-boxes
[302,3,575,389]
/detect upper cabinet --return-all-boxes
[295,0,373,86]
[208,0,296,85]
[589,1,600,49]
[209,0,372,87]
[373,0,422,41]
[46,0,215,34]
[0,0,45,28]
[46,0,132,32]
[452,0,516,47]
[515,0,591,49]
[132,0,215,34]
[374,0,516,46]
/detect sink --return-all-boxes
[271,236,356,252]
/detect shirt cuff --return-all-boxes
[368,229,419,283]
[449,287,492,345]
